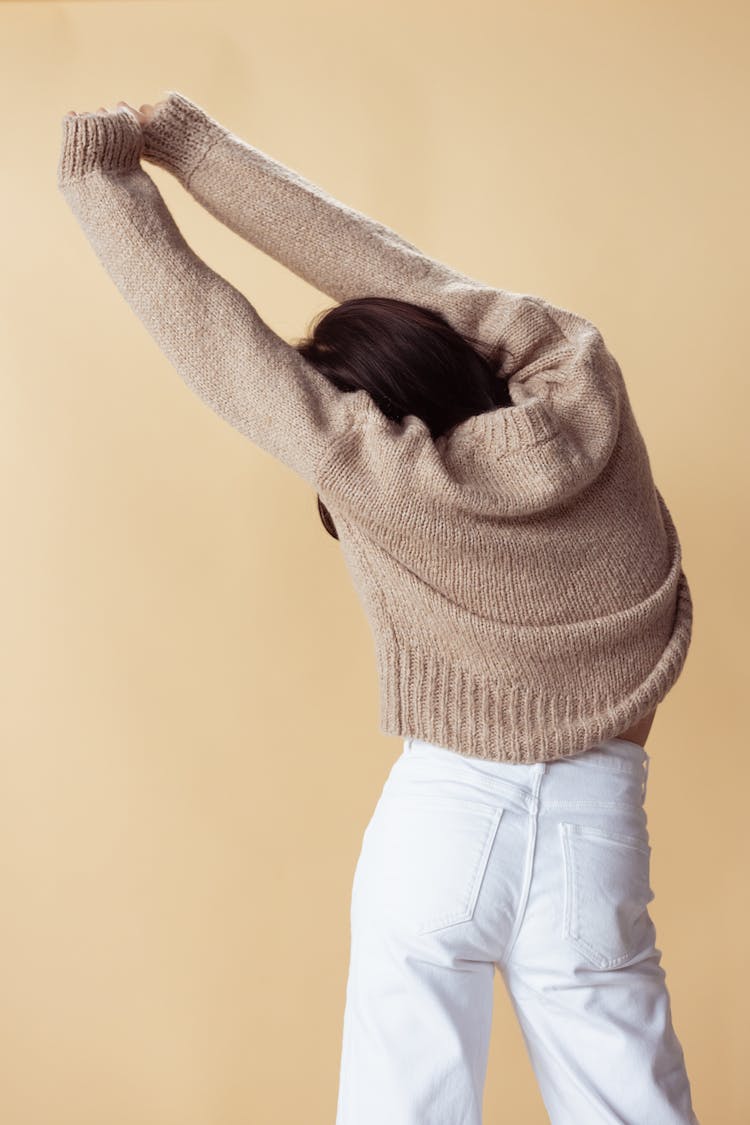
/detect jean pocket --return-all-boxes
[559,821,655,969]
[353,791,504,937]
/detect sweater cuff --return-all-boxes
[140,90,230,182]
[57,107,143,185]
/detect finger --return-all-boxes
[117,101,144,125]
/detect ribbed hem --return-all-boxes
[57,107,143,185]
[141,90,230,183]
[376,569,693,764]
[340,388,559,460]
[455,392,557,453]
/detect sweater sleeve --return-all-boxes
[56,106,355,489]
[139,91,530,351]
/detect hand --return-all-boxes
[135,101,164,127]
[64,100,162,128]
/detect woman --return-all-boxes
[58,92,699,1123]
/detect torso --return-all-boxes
[613,706,658,748]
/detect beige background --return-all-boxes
[1,1,747,1121]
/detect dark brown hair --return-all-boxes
[292,296,512,539]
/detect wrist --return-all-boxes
[57,107,143,185]
[141,90,230,182]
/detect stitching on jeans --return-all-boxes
[542,799,646,810]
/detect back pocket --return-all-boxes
[353,791,503,937]
[560,821,655,969]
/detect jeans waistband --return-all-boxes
[402,735,650,810]
[407,736,648,774]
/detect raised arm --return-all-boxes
[57,106,356,489]
[139,91,530,351]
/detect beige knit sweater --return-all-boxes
[56,92,693,764]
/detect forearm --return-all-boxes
[140,92,528,348]
[57,107,351,487]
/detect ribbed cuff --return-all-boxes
[140,90,230,183]
[57,107,143,186]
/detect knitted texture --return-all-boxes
[57,93,693,763]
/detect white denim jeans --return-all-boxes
[336,735,699,1124]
